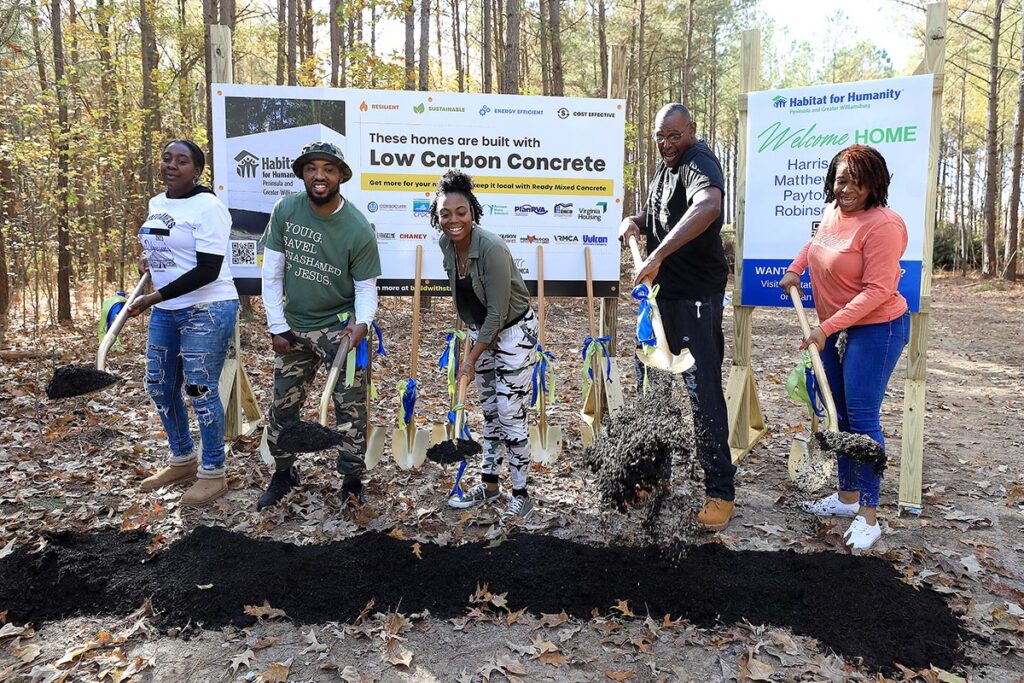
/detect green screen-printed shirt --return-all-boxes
[260,193,382,331]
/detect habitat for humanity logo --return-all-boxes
[772,96,787,109]
[770,87,903,110]
[412,199,430,216]
[515,204,548,216]
[554,202,573,217]
[235,150,259,178]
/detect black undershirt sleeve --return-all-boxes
[156,251,224,302]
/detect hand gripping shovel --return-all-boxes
[626,236,695,377]
[392,245,431,469]
[46,272,151,400]
[530,245,563,463]
[580,247,610,446]
[787,286,838,492]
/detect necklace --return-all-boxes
[457,251,470,277]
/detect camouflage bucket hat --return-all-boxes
[292,141,353,183]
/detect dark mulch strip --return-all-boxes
[45,365,121,400]
[426,439,482,465]
[0,527,965,672]
[276,421,346,453]
[813,431,888,474]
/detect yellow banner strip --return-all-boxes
[361,173,613,196]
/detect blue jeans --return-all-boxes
[819,311,910,507]
[145,300,238,475]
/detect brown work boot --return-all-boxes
[698,498,735,531]
[140,461,198,492]
[180,475,227,507]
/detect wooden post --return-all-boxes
[900,2,946,513]
[723,30,766,463]
[210,24,262,439]
[599,44,627,355]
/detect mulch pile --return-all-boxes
[45,365,121,400]
[0,526,964,672]
[276,421,346,453]
[426,438,482,464]
[813,431,888,474]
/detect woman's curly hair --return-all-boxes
[823,144,891,209]
[429,168,484,230]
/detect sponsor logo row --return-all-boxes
[371,230,609,246]
[367,200,609,221]
[359,100,618,119]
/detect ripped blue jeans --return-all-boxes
[146,299,238,476]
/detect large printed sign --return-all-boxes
[211,84,625,297]
[742,74,934,310]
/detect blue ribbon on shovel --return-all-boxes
[530,344,556,408]
[579,335,612,396]
[397,378,417,429]
[448,459,468,500]
[631,283,659,351]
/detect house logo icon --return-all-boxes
[234,150,259,178]
[772,95,787,109]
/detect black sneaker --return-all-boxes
[256,466,300,511]
[341,475,365,508]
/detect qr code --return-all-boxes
[230,240,257,266]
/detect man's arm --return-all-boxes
[618,210,648,245]
[633,187,720,286]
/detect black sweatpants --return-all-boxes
[634,293,736,501]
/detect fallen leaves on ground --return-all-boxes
[244,600,289,620]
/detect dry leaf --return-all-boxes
[253,636,279,650]
[537,611,569,628]
[339,665,362,683]
[244,600,288,620]
[538,651,569,666]
[229,649,255,674]
[411,542,422,559]
[490,592,509,610]
[613,600,635,617]
[606,670,635,681]
[740,652,775,681]
[0,540,14,560]
[301,629,328,654]
[0,623,26,639]
[506,607,528,625]
[388,647,414,668]
[496,654,527,675]
[530,636,558,654]
[15,643,42,664]
[260,658,292,683]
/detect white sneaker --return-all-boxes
[843,515,881,551]
[448,484,499,509]
[800,493,859,518]
[501,495,534,519]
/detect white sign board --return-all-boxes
[211,84,625,297]
[742,74,934,310]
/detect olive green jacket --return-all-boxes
[439,227,531,345]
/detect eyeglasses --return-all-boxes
[654,133,683,144]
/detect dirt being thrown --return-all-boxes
[426,439,482,465]
[0,526,965,672]
[276,421,346,453]
[45,364,122,400]
[813,430,887,474]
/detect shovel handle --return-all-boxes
[410,245,423,376]
[626,236,674,358]
[627,235,645,274]
[536,245,546,346]
[788,286,839,433]
[584,247,596,338]
[97,272,151,372]
[319,335,353,426]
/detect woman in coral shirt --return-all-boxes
[779,144,910,551]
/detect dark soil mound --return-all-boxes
[0,527,964,672]
[814,431,888,474]
[277,421,346,453]
[46,365,121,400]
[426,439,482,464]
[583,372,693,510]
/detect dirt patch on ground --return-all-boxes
[0,526,965,672]
[44,364,121,400]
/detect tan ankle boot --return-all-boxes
[180,475,227,507]
[697,498,735,531]
[140,461,198,492]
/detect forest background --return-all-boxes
[0,0,1020,335]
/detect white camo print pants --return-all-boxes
[470,309,538,491]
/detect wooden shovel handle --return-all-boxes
[97,272,151,372]
[319,335,353,426]
[410,244,423,375]
[627,235,646,276]
[453,337,472,436]
[788,286,839,432]
[536,245,546,346]
[584,246,596,338]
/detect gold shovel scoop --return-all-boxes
[626,236,694,375]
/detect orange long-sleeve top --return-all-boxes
[787,202,909,338]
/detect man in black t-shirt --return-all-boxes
[619,103,737,532]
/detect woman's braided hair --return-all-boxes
[823,144,891,209]
[429,168,484,230]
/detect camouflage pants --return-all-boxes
[267,324,367,475]
[470,309,538,491]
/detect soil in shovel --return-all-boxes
[426,438,482,465]
[0,526,965,672]
[276,421,346,453]
[813,431,888,474]
[45,364,121,400]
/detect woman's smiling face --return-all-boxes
[439,192,474,245]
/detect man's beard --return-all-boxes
[306,186,339,206]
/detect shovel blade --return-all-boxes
[531,425,563,464]
[788,433,834,492]
[391,428,430,469]
[605,359,624,416]
[429,423,449,446]
[364,426,385,470]
[258,426,275,466]
[635,347,695,374]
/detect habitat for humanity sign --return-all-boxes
[742,74,934,310]
[211,83,625,297]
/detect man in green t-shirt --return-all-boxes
[258,141,382,511]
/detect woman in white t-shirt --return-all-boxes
[127,139,239,507]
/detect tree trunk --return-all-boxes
[405,1,416,89]
[1006,35,1024,281]
[141,0,159,197]
[451,0,464,91]
[203,0,216,150]
[287,0,297,85]
[51,0,72,323]
[597,0,607,96]
[219,0,234,28]
[435,0,443,83]
[982,0,1002,277]
[297,0,305,64]
[304,0,313,65]
[370,3,377,87]
[538,0,550,95]
[330,0,340,86]
[31,3,48,92]
[501,0,519,94]
[681,0,694,103]
[419,0,430,90]
[277,0,286,85]
[0,158,14,326]
[548,0,563,96]
[463,0,470,92]
[97,0,118,282]
[482,0,492,92]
